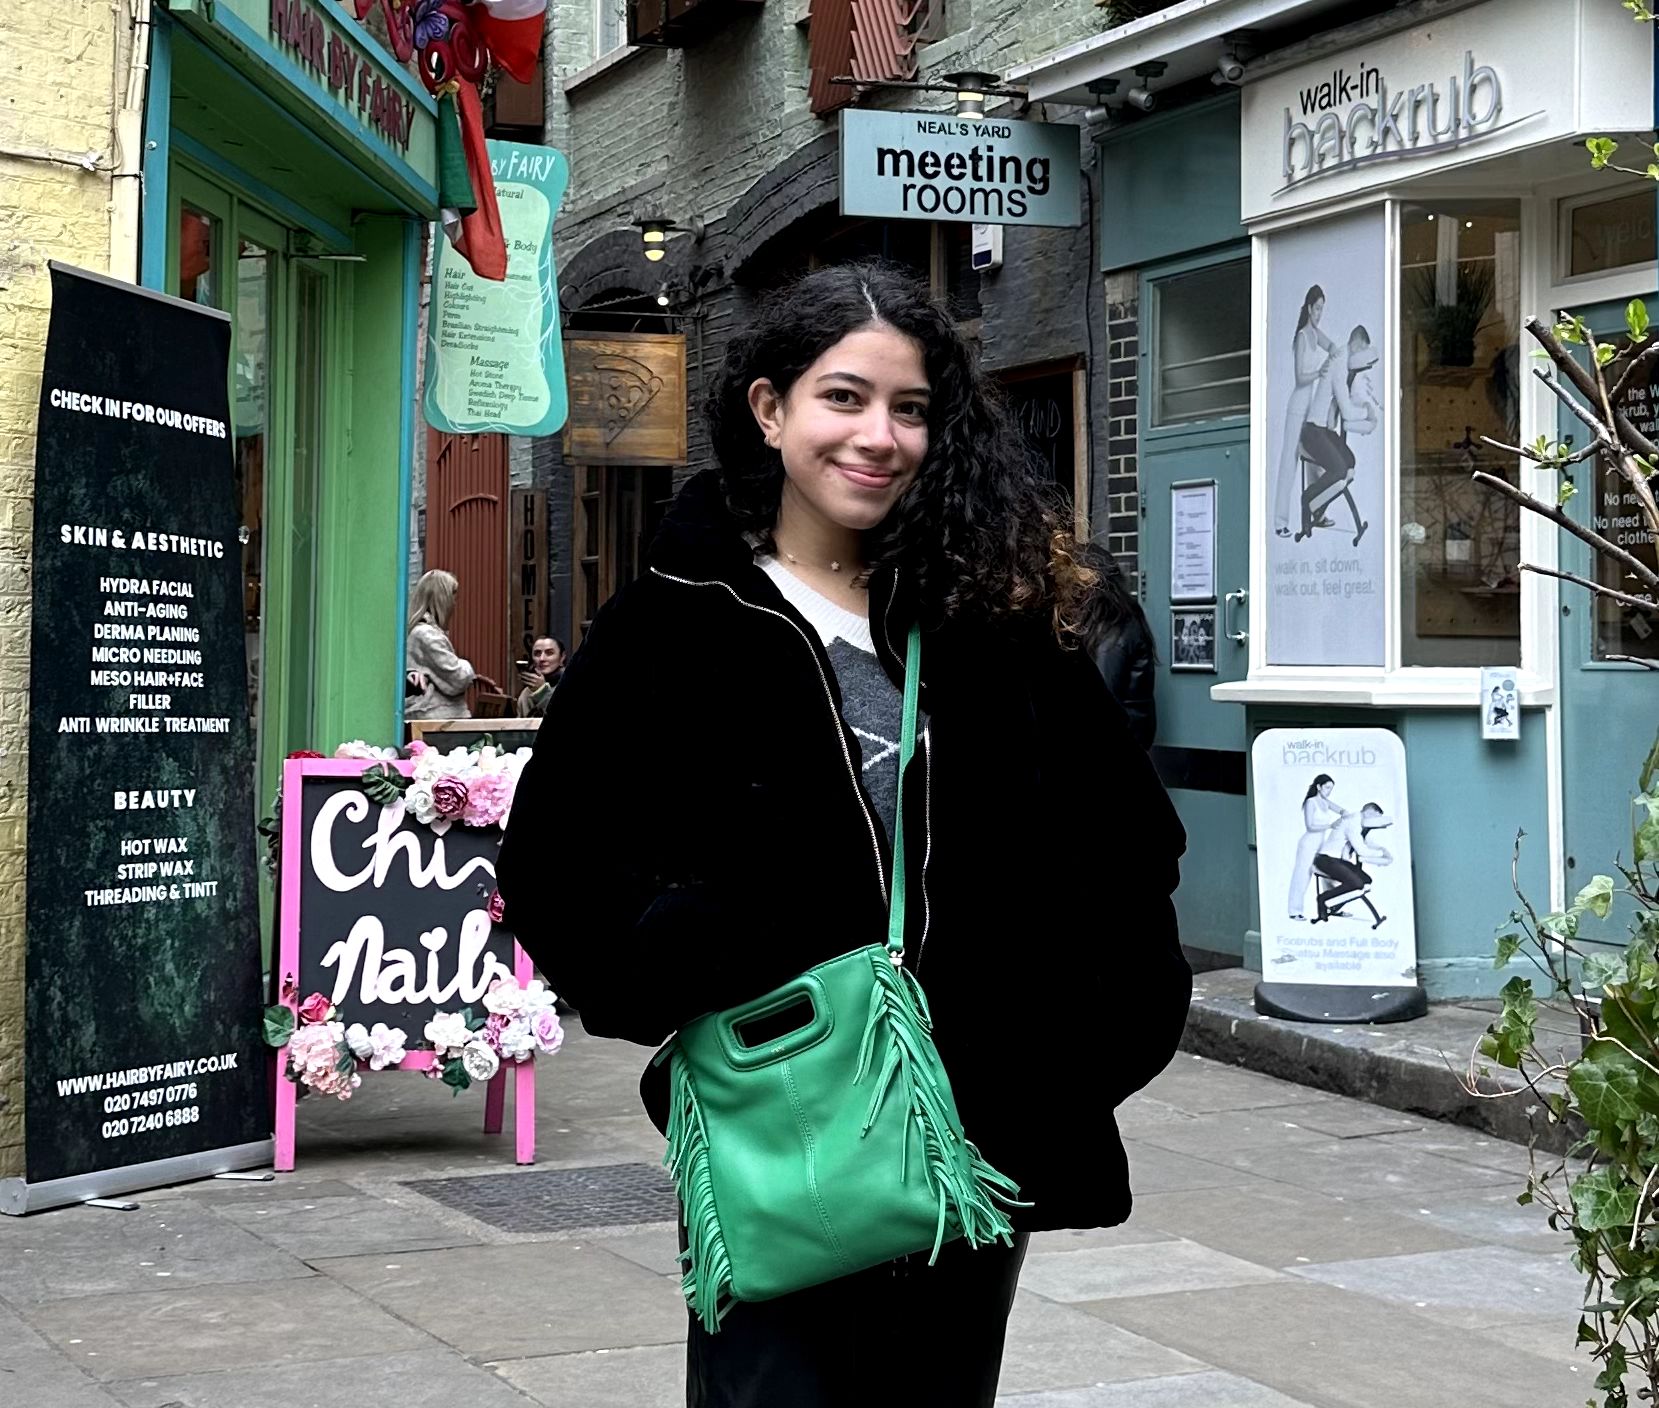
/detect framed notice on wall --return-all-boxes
[1170,480,1216,603]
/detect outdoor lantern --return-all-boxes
[944,72,999,121]
[635,217,670,263]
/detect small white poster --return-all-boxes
[1170,482,1216,603]
[1253,728,1418,987]
[1480,667,1519,741]
[1264,209,1387,667]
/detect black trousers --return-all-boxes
[686,1233,1030,1408]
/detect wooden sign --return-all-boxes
[274,759,534,1170]
[510,488,548,665]
[562,332,687,465]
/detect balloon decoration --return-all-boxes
[351,0,548,280]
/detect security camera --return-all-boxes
[1127,61,1166,112]
[1214,54,1245,85]
[1125,86,1157,112]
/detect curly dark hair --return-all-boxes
[705,261,1095,637]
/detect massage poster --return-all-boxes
[1263,210,1387,667]
[1252,728,1418,987]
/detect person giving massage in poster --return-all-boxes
[1294,325,1381,546]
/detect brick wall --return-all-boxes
[0,0,125,1176]
[1103,269,1140,587]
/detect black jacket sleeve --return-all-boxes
[495,592,760,1048]
[1046,644,1190,1105]
[1090,624,1158,751]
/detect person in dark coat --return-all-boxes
[497,263,1189,1408]
[1075,540,1158,749]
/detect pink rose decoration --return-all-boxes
[406,740,430,757]
[463,773,513,827]
[486,888,506,924]
[531,1007,564,1056]
[296,991,333,1024]
[431,776,469,819]
[483,1012,508,1051]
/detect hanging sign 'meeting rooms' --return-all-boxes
[839,110,1080,228]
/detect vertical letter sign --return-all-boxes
[4,265,268,1213]
[425,141,570,436]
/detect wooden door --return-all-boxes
[426,429,510,708]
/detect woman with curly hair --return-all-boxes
[498,262,1189,1407]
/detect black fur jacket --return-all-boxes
[498,470,1190,1231]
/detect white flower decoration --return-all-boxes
[461,1038,501,1083]
[366,1023,407,1070]
[344,1023,374,1060]
[424,1011,472,1056]
[497,1017,536,1062]
[483,978,528,1017]
[406,780,439,825]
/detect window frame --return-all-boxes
[1555,179,1657,288]
[1216,193,1558,709]
[1147,256,1252,430]
[596,0,626,59]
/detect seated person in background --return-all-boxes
[516,636,567,717]
[1311,802,1394,929]
[1296,325,1380,545]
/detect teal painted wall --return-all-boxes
[1099,96,1244,273]
[1240,706,1551,998]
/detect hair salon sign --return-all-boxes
[1239,0,1650,222]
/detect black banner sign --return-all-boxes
[288,768,513,1036]
[20,265,265,1191]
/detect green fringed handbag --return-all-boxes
[657,624,1023,1333]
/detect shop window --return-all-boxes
[1604,363,1659,661]
[1398,201,1522,667]
[179,206,219,306]
[1151,259,1249,426]
[234,240,273,722]
[1562,187,1657,280]
[597,0,625,55]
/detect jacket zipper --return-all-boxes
[648,567,889,910]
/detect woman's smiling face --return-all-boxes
[748,323,931,534]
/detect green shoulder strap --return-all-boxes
[886,624,922,957]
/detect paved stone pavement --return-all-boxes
[0,1026,1596,1407]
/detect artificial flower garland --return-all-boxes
[263,739,559,1100]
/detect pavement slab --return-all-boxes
[1140,1055,1334,1113]
[1289,1245,1587,1329]
[107,1348,540,1408]
[1366,1187,1562,1250]
[1189,1133,1520,1201]
[997,1370,1322,1407]
[1018,1239,1286,1303]
[997,1290,1211,1394]
[0,1303,128,1407]
[489,1344,687,1408]
[206,1189,483,1259]
[19,1277,434,1381]
[1121,1140,1273,1193]
[311,1241,688,1360]
[0,1201,314,1305]
[1125,1181,1480,1268]
[1088,1279,1588,1408]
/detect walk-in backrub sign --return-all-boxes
[839,110,1080,228]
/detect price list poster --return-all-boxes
[10,265,267,1209]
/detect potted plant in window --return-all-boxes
[1412,261,1496,368]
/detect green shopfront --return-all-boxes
[140,0,431,828]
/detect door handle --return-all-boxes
[1224,588,1248,644]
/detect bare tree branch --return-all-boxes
[1610,336,1659,405]
[1528,314,1659,461]
[1520,562,1659,615]
[1533,365,1615,442]
[1473,469,1659,590]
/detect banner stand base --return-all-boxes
[0,1139,273,1216]
[1253,982,1428,1024]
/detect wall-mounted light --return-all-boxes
[632,215,706,265]
[1126,61,1166,112]
[943,71,1000,120]
[634,217,671,263]
[1084,78,1120,126]
[655,286,671,307]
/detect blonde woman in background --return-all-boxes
[405,569,499,719]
